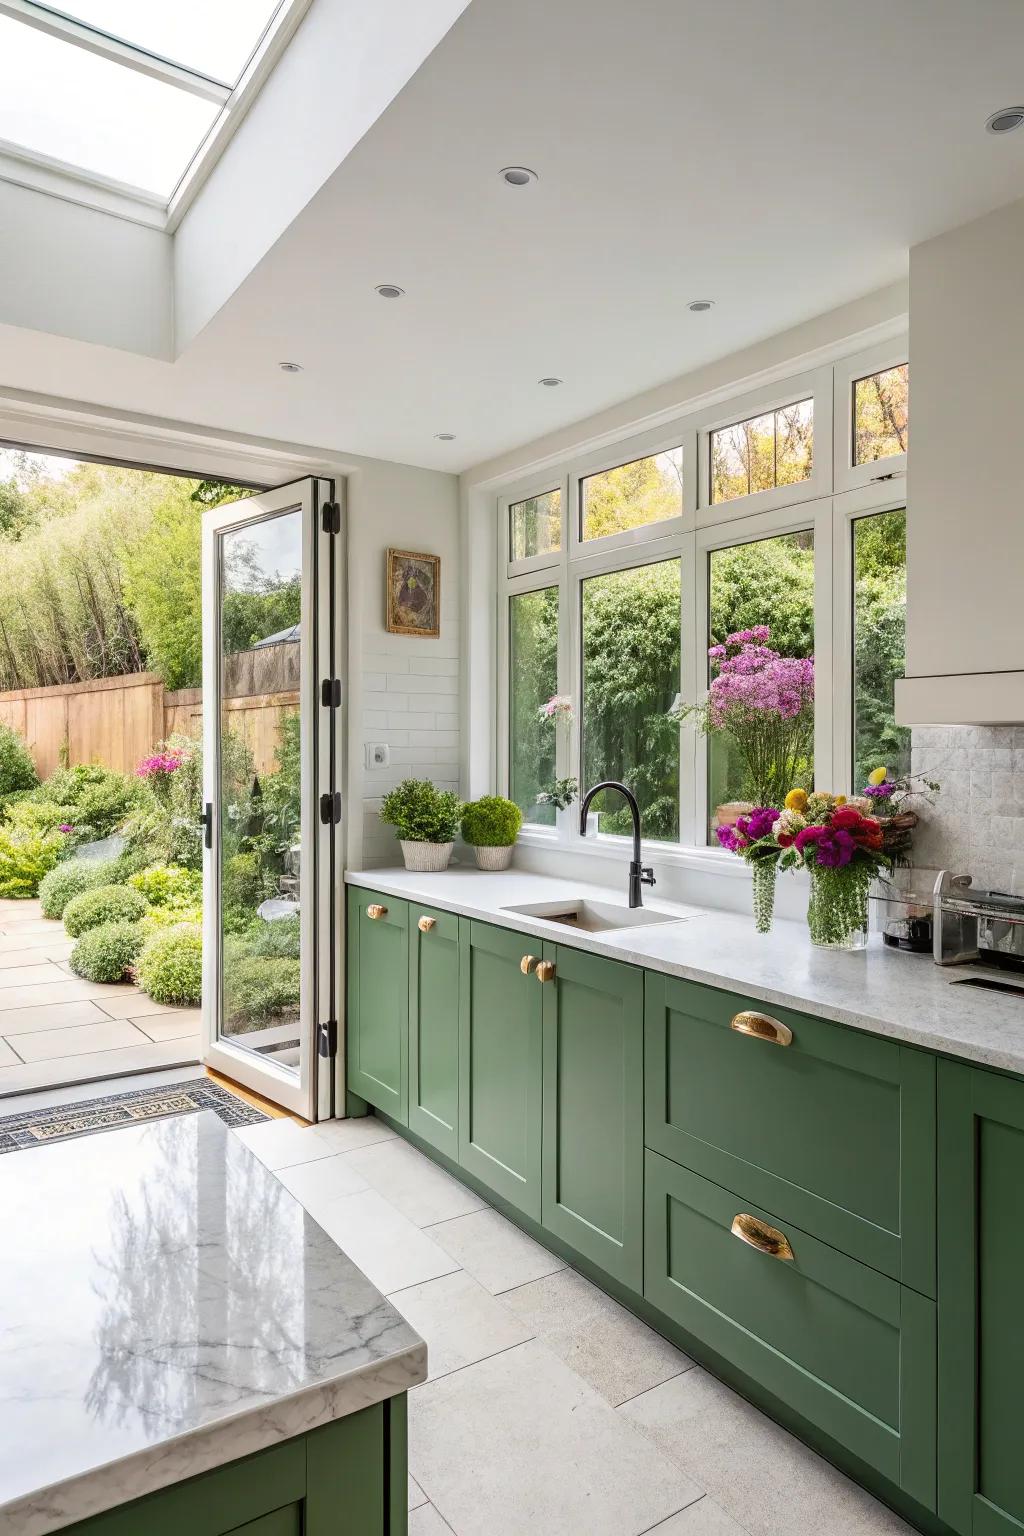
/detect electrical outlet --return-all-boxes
[366,742,390,769]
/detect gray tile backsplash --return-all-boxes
[910,726,1024,892]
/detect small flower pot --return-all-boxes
[473,845,514,872]
[399,840,454,872]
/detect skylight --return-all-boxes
[0,0,306,214]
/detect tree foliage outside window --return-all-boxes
[853,510,910,787]
[711,399,813,504]
[510,489,561,562]
[854,365,908,465]
[580,449,682,541]
[509,587,559,825]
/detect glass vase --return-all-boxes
[807,864,870,950]
[750,858,777,935]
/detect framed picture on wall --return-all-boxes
[386,548,440,637]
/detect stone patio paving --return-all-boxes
[0,898,200,1096]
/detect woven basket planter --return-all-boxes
[399,840,454,872]
[473,845,514,872]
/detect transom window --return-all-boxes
[580,448,683,541]
[853,365,908,465]
[710,398,813,504]
[510,489,561,562]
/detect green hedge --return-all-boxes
[137,924,202,1006]
[64,883,149,938]
[70,920,145,983]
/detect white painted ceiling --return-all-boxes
[3,0,1024,472]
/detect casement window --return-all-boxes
[710,398,814,505]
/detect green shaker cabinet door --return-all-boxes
[459,919,542,1219]
[541,944,644,1289]
[408,903,460,1158]
[938,1061,1024,1536]
[346,888,409,1123]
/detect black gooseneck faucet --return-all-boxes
[578,780,656,908]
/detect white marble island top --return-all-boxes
[0,1112,426,1536]
[347,864,1024,1076]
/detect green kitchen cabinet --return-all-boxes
[408,902,461,1159]
[346,887,409,1123]
[541,943,644,1289]
[938,1061,1024,1536]
[459,918,542,1219]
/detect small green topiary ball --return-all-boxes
[460,795,523,848]
[63,883,149,938]
[70,920,145,984]
[137,924,202,1007]
[38,858,118,920]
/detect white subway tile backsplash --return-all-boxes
[401,673,459,695]
[409,657,459,676]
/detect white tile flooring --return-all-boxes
[233,1114,918,1536]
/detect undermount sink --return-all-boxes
[502,897,685,934]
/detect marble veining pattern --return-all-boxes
[347,866,1024,1074]
[0,1112,426,1536]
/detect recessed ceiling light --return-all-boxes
[375,284,405,298]
[501,166,538,186]
[278,361,303,372]
[687,299,715,312]
[434,432,456,441]
[538,376,563,387]
[986,106,1024,134]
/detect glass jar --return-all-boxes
[807,864,871,950]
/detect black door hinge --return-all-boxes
[321,501,341,535]
[321,677,342,708]
[319,790,342,826]
[318,1018,338,1058]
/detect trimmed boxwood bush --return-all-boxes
[70,920,145,983]
[137,924,202,1006]
[224,954,300,1030]
[39,857,119,920]
[460,795,523,847]
[64,883,149,938]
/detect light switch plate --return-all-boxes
[366,742,390,769]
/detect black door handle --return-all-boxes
[200,802,213,851]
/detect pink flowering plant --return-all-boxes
[715,804,785,932]
[537,694,575,725]
[135,748,185,807]
[676,628,814,811]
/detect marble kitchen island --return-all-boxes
[0,1111,426,1536]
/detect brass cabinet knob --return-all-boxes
[730,1009,793,1047]
[520,955,539,975]
[418,916,436,933]
[730,1212,795,1261]
[535,960,556,983]
[366,903,388,920]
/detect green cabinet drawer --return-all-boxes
[459,918,542,1219]
[938,1061,1024,1536]
[408,903,460,1159]
[541,944,644,1289]
[644,1150,935,1509]
[346,887,409,1122]
[644,974,936,1292]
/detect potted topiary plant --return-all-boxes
[379,779,462,872]
[460,795,523,871]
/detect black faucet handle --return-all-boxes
[641,866,656,887]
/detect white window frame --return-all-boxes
[833,341,909,495]
[570,420,695,561]
[503,474,568,579]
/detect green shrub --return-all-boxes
[31,764,145,839]
[247,914,301,960]
[0,826,65,898]
[38,857,119,919]
[128,863,203,909]
[0,723,38,802]
[223,850,268,913]
[224,954,300,1030]
[137,924,202,1006]
[460,795,523,848]
[141,903,202,936]
[70,920,145,983]
[64,883,148,938]
[379,779,462,843]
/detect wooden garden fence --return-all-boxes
[0,641,299,780]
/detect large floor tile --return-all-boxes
[313,1189,460,1294]
[620,1369,915,1536]
[0,1036,198,1096]
[0,1038,20,1067]
[409,1340,703,1536]
[408,1476,428,1512]
[0,1000,110,1036]
[0,978,125,1011]
[503,1267,692,1406]
[426,1207,566,1295]
[98,993,183,1020]
[311,1114,398,1153]
[0,917,57,935]
[388,1269,533,1380]
[276,1152,369,1209]
[12,1018,149,1063]
[0,962,67,989]
[0,944,71,969]
[233,1117,339,1172]
[410,1506,456,1536]
[642,1498,752,1535]
[343,1136,485,1227]
[132,1009,202,1042]
[0,931,71,953]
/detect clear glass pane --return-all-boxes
[707,532,815,835]
[219,511,302,1065]
[854,365,909,465]
[510,490,561,562]
[853,510,910,789]
[0,17,218,194]
[710,399,813,503]
[580,449,683,541]
[581,560,681,841]
[56,0,281,83]
[509,587,559,826]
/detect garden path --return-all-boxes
[0,899,200,1096]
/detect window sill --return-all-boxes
[515,825,754,879]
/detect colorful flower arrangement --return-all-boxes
[537,694,575,725]
[845,766,940,860]
[676,628,814,811]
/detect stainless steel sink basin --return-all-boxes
[502,898,685,933]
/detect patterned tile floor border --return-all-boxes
[0,1078,267,1153]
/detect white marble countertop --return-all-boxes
[347,864,1024,1075]
[0,1112,426,1536]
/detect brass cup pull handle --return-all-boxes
[731,1212,795,1261]
[520,955,539,975]
[535,960,556,983]
[730,1009,793,1047]
[418,916,436,933]
[366,904,388,920]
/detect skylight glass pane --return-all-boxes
[0,17,219,196]
[56,0,283,83]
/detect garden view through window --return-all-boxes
[510,488,561,562]
[710,398,813,504]
[854,364,908,465]
[509,587,559,825]
[853,509,910,789]
[580,448,682,541]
